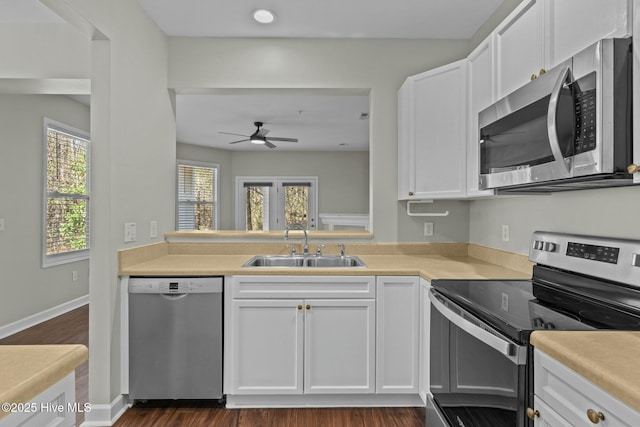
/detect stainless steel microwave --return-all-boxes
[478,38,633,193]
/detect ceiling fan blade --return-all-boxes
[266,137,298,143]
[264,141,277,149]
[219,131,249,137]
[228,138,250,144]
[256,128,270,137]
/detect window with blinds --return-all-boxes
[177,161,218,230]
[43,118,90,267]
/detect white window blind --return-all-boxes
[177,161,218,230]
[43,118,90,267]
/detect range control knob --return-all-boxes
[543,242,557,252]
[533,240,544,250]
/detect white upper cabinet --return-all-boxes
[398,59,467,200]
[546,0,631,69]
[495,0,631,100]
[466,37,496,198]
[495,0,545,100]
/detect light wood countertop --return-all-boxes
[531,331,640,413]
[0,344,88,420]
[118,242,533,280]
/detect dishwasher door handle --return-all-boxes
[160,293,189,301]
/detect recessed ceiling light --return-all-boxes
[252,9,276,24]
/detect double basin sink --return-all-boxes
[242,255,366,268]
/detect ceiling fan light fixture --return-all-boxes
[250,136,266,144]
[252,9,276,24]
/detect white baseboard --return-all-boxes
[0,294,89,339]
[81,394,130,427]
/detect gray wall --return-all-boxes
[470,186,640,254]
[0,94,90,327]
[177,143,369,230]
[169,37,471,241]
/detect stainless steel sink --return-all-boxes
[304,255,366,268]
[242,255,305,267]
[242,255,366,268]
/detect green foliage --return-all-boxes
[46,129,89,255]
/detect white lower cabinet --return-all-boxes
[532,349,640,426]
[226,276,376,396]
[226,275,423,403]
[375,276,420,393]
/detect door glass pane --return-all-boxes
[245,185,270,230]
[283,184,309,228]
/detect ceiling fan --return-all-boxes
[219,121,298,148]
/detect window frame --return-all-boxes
[42,117,91,268]
[235,176,318,230]
[176,159,219,231]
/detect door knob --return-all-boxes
[306,304,311,310]
[586,409,605,424]
[627,163,640,174]
[526,407,540,420]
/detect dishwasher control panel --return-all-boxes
[128,277,223,294]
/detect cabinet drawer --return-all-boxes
[535,349,640,426]
[229,275,375,299]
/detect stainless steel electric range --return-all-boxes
[427,231,640,427]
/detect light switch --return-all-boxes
[124,222,136,243]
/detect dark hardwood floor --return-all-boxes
[0,304,89,426]
[114,403,426,427]
[0,304,426,426]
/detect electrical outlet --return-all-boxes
[501,225,510,242]
[150,220,158,239]
[124,222,137,243]
[501,292,509,312]
[424,222,434,237]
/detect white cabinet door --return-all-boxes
[495,0,545,99]
[534,349,640,426]
[419,279,431,402]
[230,299,304,394]
[304,299,375,394]
[533,398,573,427]
[376,276,420,394]
[398,60,467,200]
[466,36,496,198]
[546,0,630,68]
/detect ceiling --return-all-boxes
[176,91,370,152]
[5,0,505,152]
[137,0,504,39]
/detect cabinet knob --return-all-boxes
[526,408,540,420]
[531,73,538,81]
[627,163,640,174]
[306,304,311,310]
[539,68,547,76]
[408,191,414,196]
[297,304,303,310]
[586,409,605,424]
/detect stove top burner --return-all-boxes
[578,309,640,328]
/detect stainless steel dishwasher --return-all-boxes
[128,276,223,400]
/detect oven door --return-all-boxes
[428,289,528,427]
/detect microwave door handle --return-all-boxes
[547,66,572,173]
[429,289,526,365]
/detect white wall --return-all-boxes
[0,95,90,327]
[168,37,471,241]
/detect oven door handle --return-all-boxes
[429,289,527,365]
[547,65,573,174]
